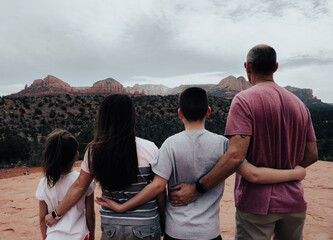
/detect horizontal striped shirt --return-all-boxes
[81,137,159,226]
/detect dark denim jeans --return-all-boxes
[100,222,161,240]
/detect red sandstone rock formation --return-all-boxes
[10,76,127,97]
[208,76,252,99]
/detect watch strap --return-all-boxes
[195,179,207,194]
[52,209,62,220]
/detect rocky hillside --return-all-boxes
[9,75,324,106]
[131,76,323,104]
[285,86,322,105]
[0,94,332,168]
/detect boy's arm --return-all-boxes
[95,175,167,213]
[237,162,306,184]
[38,200,48,240]
[85,192,95,240]
[157,187,166,235]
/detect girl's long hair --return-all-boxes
[88,94,138,191]
[42,129,78,188]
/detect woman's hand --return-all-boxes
[95,196,125,213]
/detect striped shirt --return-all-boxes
[81,137,159,226]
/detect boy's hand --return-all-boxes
[294,165,306,181]
[95,196,124,213]
[169,183,201,206]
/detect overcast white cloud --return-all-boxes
[0,0,332,102]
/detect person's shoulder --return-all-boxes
[136,137,158,149]
[71,170,80,178]
[205,130,229,143]
[135,137,159,166]
[161,131,185,146]
[38,177,47,187]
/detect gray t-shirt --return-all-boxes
[151,129,229,239]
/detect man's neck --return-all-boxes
[251,74,276,86]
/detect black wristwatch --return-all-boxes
[195,179,207,194]
[52,209,62,220]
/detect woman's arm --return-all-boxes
[95,175,167,213]
[237,162,306,184]
[85,192,95,240]
[45,169,94,226]
[38,200,48,240]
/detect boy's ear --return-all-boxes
[178,108,183,119]
[206,107,211,118]
[75,150,79,160]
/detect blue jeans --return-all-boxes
[100,222,161,240]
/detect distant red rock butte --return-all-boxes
[9,75,321,105]
[10,75,144,97]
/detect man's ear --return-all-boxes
[178,108,183,119]
[75,150,79,160]
[246,62,252,74]
[206,107,211,118]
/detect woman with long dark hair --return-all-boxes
[45,94,163,239]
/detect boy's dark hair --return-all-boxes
[247,45,277,75]
[43,129,78,188]
[88,94,138,192]
[179,87,208,121]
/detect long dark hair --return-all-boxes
[43,129,78,188]
[88,94,138,191]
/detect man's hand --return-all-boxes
[168,183,201,206]
[45,212,59,227]
[95,196,125,213]
[294,165,306,181]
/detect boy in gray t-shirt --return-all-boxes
[95,87,306,240]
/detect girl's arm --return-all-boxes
[85,192,95,240]
[38,200,48,240]
[45,170,94,227]
[95,174,167,213]
[237,162,306,184]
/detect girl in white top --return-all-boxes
[36,129,96,240]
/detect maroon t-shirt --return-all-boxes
[225,83,316,215]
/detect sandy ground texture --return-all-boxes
[0,161,332,240]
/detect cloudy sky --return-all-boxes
[1,0,332,102]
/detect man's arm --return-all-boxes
[237,163,306,184]
[95,175,168,212]
[169,135,250,206]
[85,192,95,240]
[45,169,93,226]
[299,141,318,168]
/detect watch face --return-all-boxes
[52,210,57,218]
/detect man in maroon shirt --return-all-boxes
[169,44,318,239]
